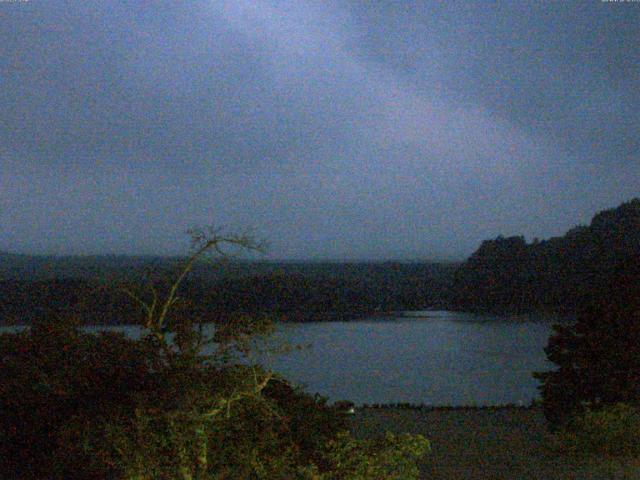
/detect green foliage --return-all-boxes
[318,431,430,480]
[550,403,640,457]
[0,228,430,479]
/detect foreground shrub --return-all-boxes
[534,263,640,426]
[0,316,160,479]
[551,403,640,457]
[318,431,430,480]
[0,318,429,479]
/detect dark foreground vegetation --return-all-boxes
[535,262,640,426]
[0,315,428,479]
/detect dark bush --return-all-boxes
[550,403,640,457]
[0,316,161,479]
[534,260,640,426]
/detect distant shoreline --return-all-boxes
[0,308,570,328]
[353,402,538,411]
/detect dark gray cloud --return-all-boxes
[1,0,638,259]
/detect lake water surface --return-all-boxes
[1,311,560,406]
[265,311,558,406]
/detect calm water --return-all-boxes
[1,311,560,406]
[265,311,557,406]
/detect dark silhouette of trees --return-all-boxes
[451,198,640,314]
[534,257,640,426]
[0,262,456,325]
[451,235,533,312]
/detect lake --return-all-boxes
[265,311,558,406]
[1,311,561,406]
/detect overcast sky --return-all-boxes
[1,1,638,260]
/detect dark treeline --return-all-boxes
[451,198,640,314]
[0,261,457,325]
[0,278,142,326]
[3,198,638,324]
[201,263,455,321]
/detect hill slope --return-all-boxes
[451,198,640,313]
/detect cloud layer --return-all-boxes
[1,1,638,258]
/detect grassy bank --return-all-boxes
[349,407,640,480]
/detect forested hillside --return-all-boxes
[451,198,640,313]
[0,261,456,325]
